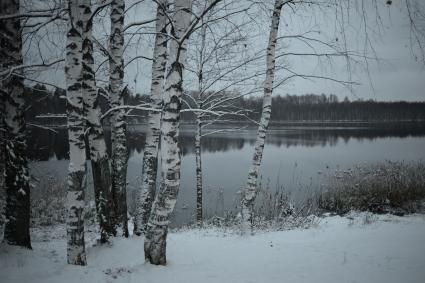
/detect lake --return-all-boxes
[27,122,425,226]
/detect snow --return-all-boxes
[66,191,84,210]
[1,214,425,283]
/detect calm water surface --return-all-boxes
[28,123,425,226]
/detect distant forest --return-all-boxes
[25,84,425,124]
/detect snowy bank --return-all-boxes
[1,214,425,283]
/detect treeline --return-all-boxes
[25,85,425,124]
[243,94,425,122]
[24,84,145,124]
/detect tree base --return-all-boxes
[144,223,168,265]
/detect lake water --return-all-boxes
[28,122,425,226]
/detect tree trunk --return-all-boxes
[195,115,203,226]
[144,0,192,265]
[81,0,115,242]
[241,0,284,233]
[65,0,87,265]
[1,0,31,249]
[109,0,128,237]
[0,88,5,232]
[194,16,207,227]
[134,0,168,236]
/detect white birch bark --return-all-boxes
[109,0,128,237]
[134,0,168,236]
[81,0,115,242]
[1,0,31,249]
[144,0,193,265]
[195,115,203,226]
[66,0,87,265]
[241,0,284,233]
[195,18,207,227]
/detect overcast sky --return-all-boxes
[273,0,425,102]
[27,0,425,102]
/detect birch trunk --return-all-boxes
[109,0,128,237]
[66,0,87,265]
[241,0,284,233]
[195,115,203,226]
[134,0,168,236]
[1,0,31,248]
[81,0,115,242]
[144,0,192,265]
[194,19,207,227]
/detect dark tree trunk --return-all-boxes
[109,0,128,237]
[82,0,115,242]
[0,88,5,231]
[91,157,115,238]
[1,0,31,249]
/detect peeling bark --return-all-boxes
[109,0,128,237]
[81,0,115,242]
[66,0,87,265]
[134,0,168,236]
[241,0,284,233]
[1,0,31,249]
[144,0,192,265]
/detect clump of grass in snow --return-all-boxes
[317,160,425,216]
[251,180,319,231]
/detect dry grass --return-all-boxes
[317,161,425,215]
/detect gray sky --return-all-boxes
[275,0,425,102]
[27,0,425,102]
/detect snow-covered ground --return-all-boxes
[1,213,425,283]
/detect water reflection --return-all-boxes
[27,122,425,227]
[26,122,425,161]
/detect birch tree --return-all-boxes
[143,0,225,265]
[0,0,31,249]
[144,0,194,265]
[241,0,286,233]
[133,0,169,236]
[193,12,208,228]
[82,0,115,242]
[239,0,406,232]
[109,0,128,237]
[65,0,87,265]
[185,0,262,226]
